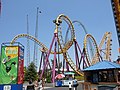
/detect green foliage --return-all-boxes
[24,62,38,82]
[46,70,52,83]
[75,75,84,81]
[42,69,52,83]
[46,73,51,83]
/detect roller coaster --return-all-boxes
[111,0,120,54]
[83,32,112,66]
[10,14,112,84]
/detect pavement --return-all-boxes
[23,81,84,90]
[23,81,52,90]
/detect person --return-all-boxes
[29,79,32,84]
[27,79,35,90]
[116,58,120,64]
[45,78,46,83]
[38,79,41,86]
[69,76,73,80]
[116,58,120,84]
[34,80,38,87]
[118,71,120,82]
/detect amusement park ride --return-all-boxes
[10,14,112,84]
[111,0,120,54]
[0,0,120,90]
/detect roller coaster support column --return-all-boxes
[40,34,56,82]
[75,41,86,69]
[39,51,44,74]
[62,54,69,72]
[62,58,65,73]
[74,39,79,70]
[66,56,69,71]
[52,33,57,85]
[74,39,88,70]
[39,50,51,75]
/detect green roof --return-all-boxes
[64,72,75,75]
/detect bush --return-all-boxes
[75,76,84,81]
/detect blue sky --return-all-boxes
[0,0,119,67]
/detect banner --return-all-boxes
[0,46,18,84]
[17,47,24,84]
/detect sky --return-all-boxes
[0,0,119,67]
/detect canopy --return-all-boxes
[55,74,65,79]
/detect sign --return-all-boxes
[17,47,24,84]
[0,46,18,84]
[4,85,11,90]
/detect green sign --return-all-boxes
[0,46,18,84]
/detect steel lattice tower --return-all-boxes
[27,15,30,67]
[33,7,39,68]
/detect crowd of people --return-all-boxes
[26,79,43,90]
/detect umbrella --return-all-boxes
[55,74,65,79]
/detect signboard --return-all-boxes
[0,46,18,84]
[17,47,24,84]
[4,85,11,90]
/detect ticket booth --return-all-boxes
[82,60,120,90]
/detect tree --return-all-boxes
[24,62,38,82]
